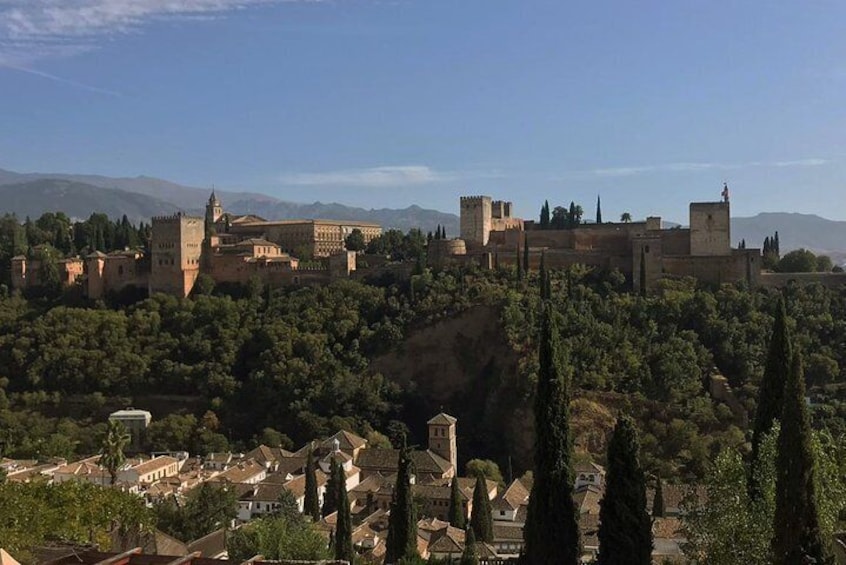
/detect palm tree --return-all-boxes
[100,419,130,486]
[620,212,632,223]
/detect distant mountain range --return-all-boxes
[0,180,180,221]
[0,168,460,233]
[0,168,843,260]
[732,213,846,264]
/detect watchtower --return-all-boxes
[150,213,205,297]
[205,190,223,235]
[460,195,493,247]
[427,413,458,475]
[690,202,731,256]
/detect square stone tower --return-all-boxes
[460,196,493,247]
[690,202,731,256]
[150,213,205,297]
[428,412,458,476]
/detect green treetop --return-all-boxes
[751,296,792,498]
[595,195,602,224]
[448,476,466,529]
[523,303,580,564]
[652,475,665,519]
[771,351,829,564]
[100,419,130,486]
[460,527,480,565]
[334,460,354,562]
[304,446,320,521]
[597,416,653,565]
[470,473,493,543]
[322,457,340,518]
[385,440,418,563]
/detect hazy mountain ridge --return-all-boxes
[227,199,461,234]
[732,213,846,258]
[0,168,276,210]
[0,167,460,233]
[0,180,180,222]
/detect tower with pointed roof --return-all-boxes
[205,189,223,236]
[428,413,458,475]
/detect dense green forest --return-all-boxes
[0,261,845,482]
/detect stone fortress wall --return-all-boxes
[445,193,831,290]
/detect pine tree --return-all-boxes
[322,458,340,517]
[334,461,354,562]
[523,237,530,274]
[597,417,652,565]
[460,528,480,565]
[448,477,466,529]
[385,440,418,563]
[652,475,665,518]
[771,351,829,564]
[750,296,792,498]
[523,304,580,564]
[304,447,320,521]
[595,195,602,224]
[470,473,493,543]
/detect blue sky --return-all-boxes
[2,0,845,223]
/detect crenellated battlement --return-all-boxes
[151,212,203,224]
[459,195,491,204]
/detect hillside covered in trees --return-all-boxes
[1,263,845,483]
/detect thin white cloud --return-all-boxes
[278,165,499,187]
[0,0,299,65]
[0,61,122,96]
[589,158,829,177]
[772,158,828,168]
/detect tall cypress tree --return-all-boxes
[448,477,466,529]
[523,304,580,564]
[385,440,418,563]
[540,201,550,230]
[304,447,320,521]
[639,247,647,297]
[539,252,551,300]
[652,475,665,519]
[772,351,828,564]
[750,296,792,498]
[516,243,523,281]
[322,458,340,517]
[334,461,354,562]
[470,473,493,543]
[523,237,530,273]
[595,195,602,224]
[461,528,480,565]
[597,416,653,565]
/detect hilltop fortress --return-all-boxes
[11,192,382,298]
[11,190,845,298]
[429,193,780,291]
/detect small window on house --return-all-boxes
[645,245,650,253]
